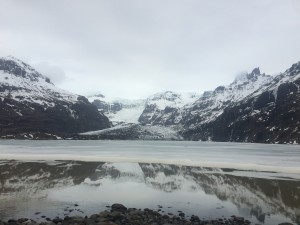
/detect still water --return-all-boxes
[0,141,299,224]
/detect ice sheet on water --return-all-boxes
[0,140,299,175]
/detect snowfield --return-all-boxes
[0,56,79,107]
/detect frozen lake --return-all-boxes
[0,140,299,174]
[0,140,299,225]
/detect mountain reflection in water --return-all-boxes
[0,160,299,225]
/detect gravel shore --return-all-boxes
[0,204,293,225]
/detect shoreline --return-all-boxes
[1,203,258,225]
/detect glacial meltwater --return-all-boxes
[0,140,299,225]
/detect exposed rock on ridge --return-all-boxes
[85,63,300,144]
[138,91,199,125]
[183,62,300,144]
[0,56,110,139]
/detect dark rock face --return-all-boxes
[92,99,108,109]
[0,56,110,139]
[0,57,47,82]
[0,95,110,140]
[139,104,181,126]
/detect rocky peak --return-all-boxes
[245,67,261,81]
[286,61,300,76]
[234,67,262,84]
[150,91,180,102]
[250,67,260,76]
[214,85,225,94]
[0,56,110,138]
[0,56,52,84]
[88,93,105,99]
[0,56,79,106]
[94,93,105,98]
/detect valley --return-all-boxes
[0,56,299,144]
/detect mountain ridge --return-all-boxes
[87,63,300,144]
[182,62,300,143]
[1,56,299,143]
[0,56,110,139]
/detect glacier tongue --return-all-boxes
[82,61,300,144]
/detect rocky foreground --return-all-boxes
[0,204,294,225]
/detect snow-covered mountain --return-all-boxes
[1,55,299,143]
[136,70,273,127]
[89,68,273,129]
[183,62,300,143]
[86,62,300,143]
[138,91,200,125]
[86,91,198,140]
[0,56,110,139]
[88,91,199,126]
[0,56,78,106]
[180,68,273,127]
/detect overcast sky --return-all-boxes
[0,0,300,99]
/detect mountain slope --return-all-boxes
[85,63,300,143]
[0,56,110,139]
[180,68,273,128]
[136,68,272,127]
[138,91,199,125]
[183,62,300,144]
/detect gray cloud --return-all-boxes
[0,0,299,99]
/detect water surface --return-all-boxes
[0,141,299,224]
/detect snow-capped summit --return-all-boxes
[0,56,110,139]
[247,61,300,101]
[183,61,300,144]
[0,55,58,88]
[234,67,261,83]
[138,91,200,125]
[147,91,199,108]
[136,69,272,127]
[180,68,273,127]
[2,56,299,143]
[285,61,300,76]
[0,56,79,107]
[150,91,180,102]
